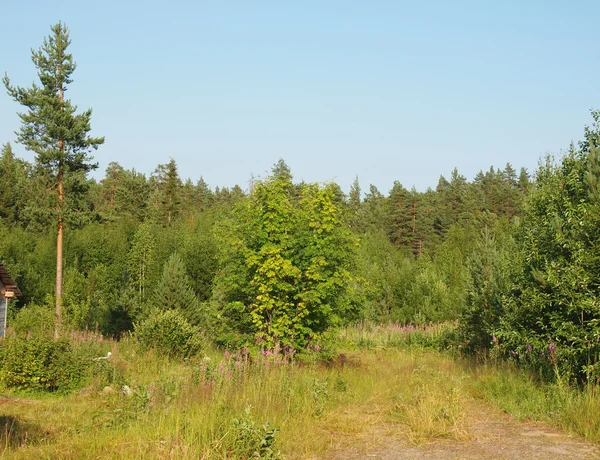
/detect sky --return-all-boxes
[1,1,599,195]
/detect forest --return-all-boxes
[5,104,600,383]
[2,22,600,459]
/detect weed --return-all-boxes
[310,378,330,416]
[229,406,280,459]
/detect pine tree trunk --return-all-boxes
[55,176,64,339]
[55,82,65,339]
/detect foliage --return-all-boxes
[134,309,205,358]
[3,21,104,335]
[459,220,516,353]
[472,111,600,382]
[3,22,104,181]
[229,406,280,459]
[151,252,202,326]
[0,333,90,392]
[213,162,354,350]
[338,321,458,352]
[8,301,55,335]
[150,158,182,226]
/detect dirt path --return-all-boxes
[331,402,599,459]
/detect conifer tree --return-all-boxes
[152,252,201,326]
[181,178,196,217]
[358,184,386,232]
[0,144,17,221]
[387,181,413,249]
[4,22,104,337]
[272,158,292,182]
[501,163,519,218]
[118,168,150,221]
[196,176,214,210]
[518,167,530,194]
[101,162,124,211]
[151,158,182,226]
[349,176,361,210]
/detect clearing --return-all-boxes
[1,344,599,459]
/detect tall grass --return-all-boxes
[470,361,600,442]
[2,322,600,458]
[0,329,470,458]
[338,320,458,351]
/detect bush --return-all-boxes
[229,406,280,459]
[0,334,90,392]
[134,309,205,358]
[9,301,55,335]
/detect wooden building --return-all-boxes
[0,261,21,338]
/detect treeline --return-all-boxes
[0,141,528,342]
[6,113,600,383]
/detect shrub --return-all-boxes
[134,309,205,358]
[229,406,280,459]
[0,334,90,392]
[9,301,55,335]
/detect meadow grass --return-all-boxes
[347,321,600,443]
[470,361,600,442]
[1,323,599,458]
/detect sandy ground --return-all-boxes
[329,401,599,460]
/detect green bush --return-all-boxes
[0,334,90,392]
[229,406,280,459]
[9,301,55,335]
[134,309,205,358]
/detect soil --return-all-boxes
[331,402,599,459]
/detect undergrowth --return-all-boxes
[1,322,600,458]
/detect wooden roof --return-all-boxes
[0,261,21,297]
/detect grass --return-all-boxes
[470,361,600,442]
[1,323,600,458]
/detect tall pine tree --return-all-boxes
[4,22,104,337]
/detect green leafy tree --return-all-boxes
[352,228,410,320]
[245,168,299,346]
[214,163,353,350]
[497,112,600,381]
[126,222,157,317]
[3,22,104,337]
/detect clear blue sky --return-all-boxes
[1,1,598,194]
